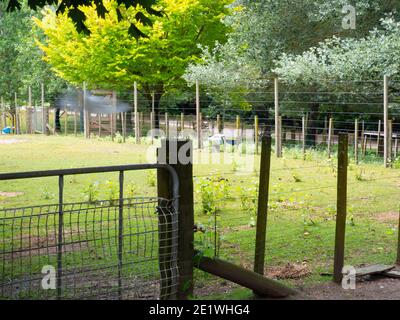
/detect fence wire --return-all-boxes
[0,197,178,300]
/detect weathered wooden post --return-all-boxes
[134,81,140,143]
[216,114,221,134]
[15,92,20,135]
[384,75,389,167]
[254,115,259,155]
[254,134,272,277]
[64,110,68,135]
[196,80,201,149]
[397,210,400,265]
[41,83,48,136]
[354,119,358,164]
[328,117,333,159]
[333,133,348,284]
[302,116,306,160]
[388,119,393,163]
[157,139,194,300]
[165,112,169,138]
[274,77,282,157]
[377,120,382,156]
[180,113,184,133]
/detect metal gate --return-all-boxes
[0,164,179,300]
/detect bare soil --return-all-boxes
[296,276,400,300]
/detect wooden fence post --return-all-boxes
[165,113,169,138]
[254,134,272,276]
[397,210,400,265]
[274,77,281,157]
[150,111,154,144]
[377,120,382,156]
[388,119,393,163]
[157,139,194,300]
[384,75,389,167]
[333,133,348,284]
[328,117,333,159]
[41,83,48,135]
[302,116,306,160]
[15,92,20,135]
[255,115,259,155]
[134,81,140,143]
[64,111,68,135]
[354,119,358,164]
[180,113,184,133]
[196,80,201,149]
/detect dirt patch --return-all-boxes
[374,211,399,223]
[296,275,400,300]
[0,139,27,145]
[0,191,24,197]
[266,263,311,280]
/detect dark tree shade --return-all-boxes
[3,0,162,38]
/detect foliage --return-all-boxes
[82,181,100,204]
[35,0,232,121]
[146,170,156,187]
[3,0,162,38]
[196,176,230,215]
[0,2,67,108]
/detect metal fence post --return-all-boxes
[254,134,272,276]
[333,133,348,284]
[157,139,194,300]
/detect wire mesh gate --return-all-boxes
[0,164,179,300]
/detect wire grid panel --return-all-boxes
[0,197,178,300]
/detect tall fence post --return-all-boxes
[134,81,140,143]
[377,119,382,156]
[157,139,194,300]
[196,80,201,149]
[83,82,90,139]
[41,83,48,136]
[15,92,20,135]
[327,117,333,158]
[397,210,400,265]
[302,115,306,160]
[274,77,281,157]
[333,133,348,284]
[254,134,272,277]
[254,115,259,155]
[354,118,358,164]
[384,75,389,167]
[388,119,393,164]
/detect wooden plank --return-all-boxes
[384,270,400,278]
[355,264,394,277]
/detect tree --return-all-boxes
[2,0,162,38]
[185,0,400,144]
[0,2,67,111]
[36,0,232,127]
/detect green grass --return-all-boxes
[1,135,399,299]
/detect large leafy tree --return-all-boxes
[185,0,400,144]
[0,2,67,111]
[36,0,231,127]
[2,0,162,38]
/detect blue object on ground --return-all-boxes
[2,127,11,134]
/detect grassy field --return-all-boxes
[0,135,399,299]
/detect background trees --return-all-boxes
[0,1,67,112]
[36,0,231,127]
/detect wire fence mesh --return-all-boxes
[0,196,178,300]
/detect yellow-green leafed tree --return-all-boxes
[35,0,232,126]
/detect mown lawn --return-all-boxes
[0,135,399,299]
